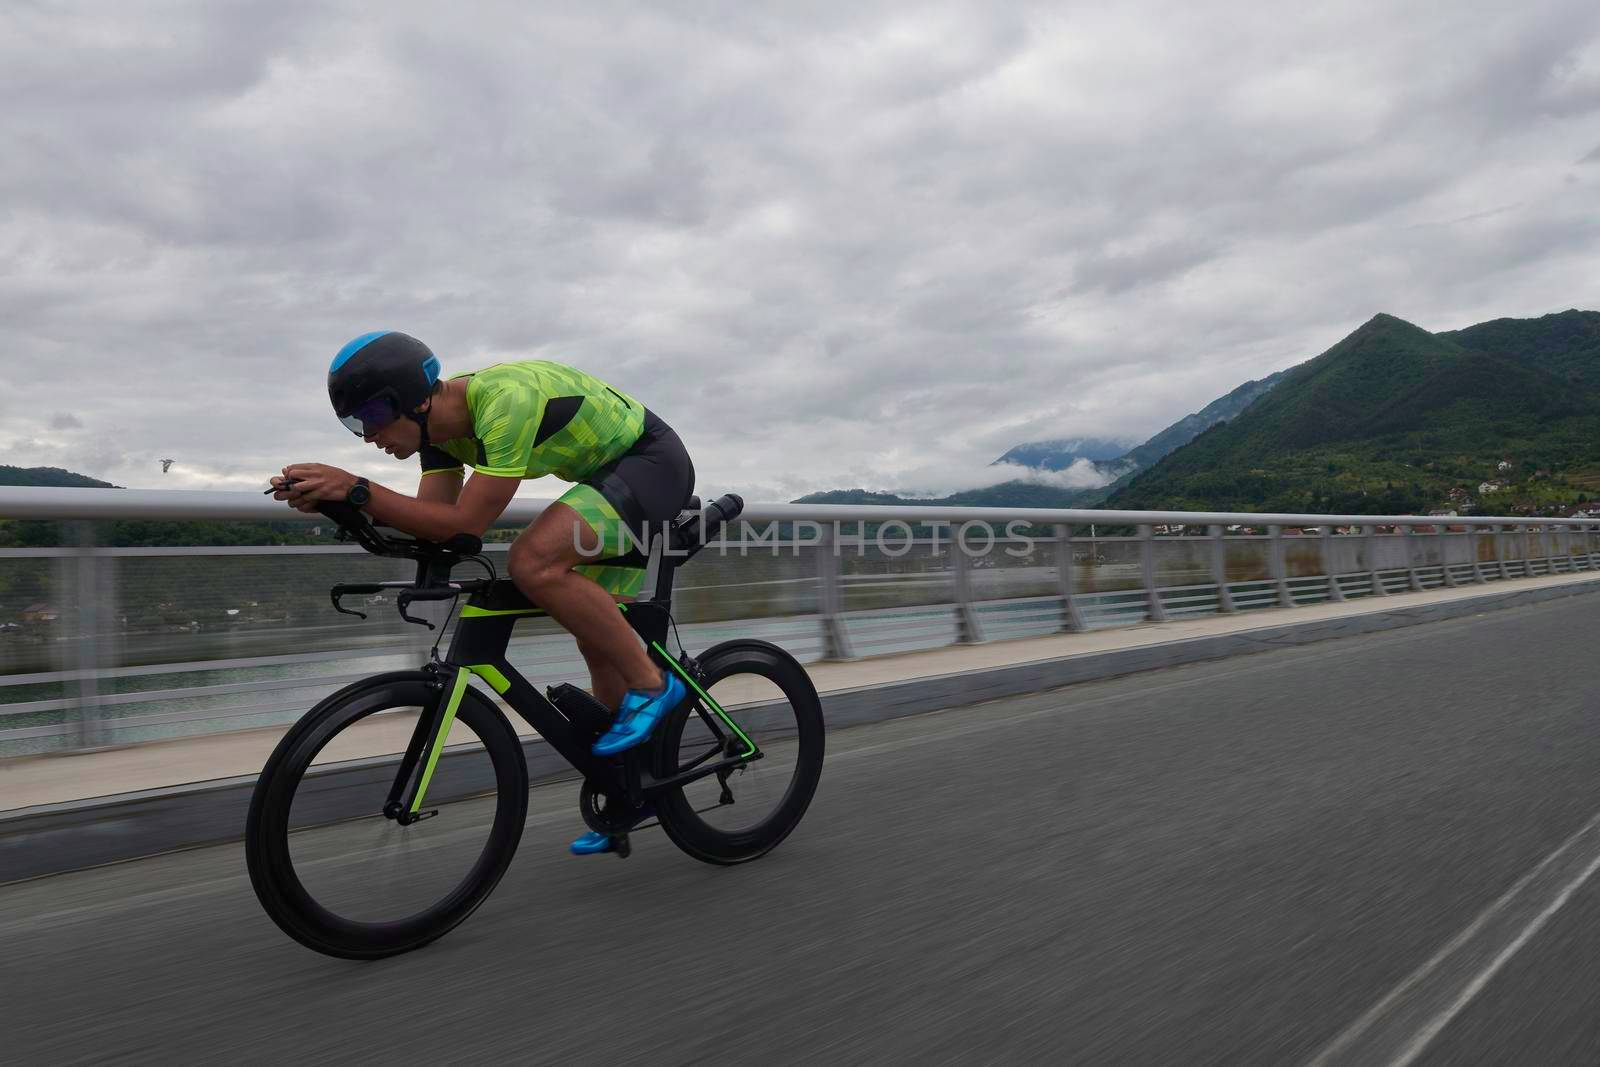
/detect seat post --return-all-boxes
[647,529,674,604]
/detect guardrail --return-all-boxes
[3,487,1597,756]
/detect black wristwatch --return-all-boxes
[346,476,371,509]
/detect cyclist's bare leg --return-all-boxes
[509,503,664,694]
[577,636,628,711]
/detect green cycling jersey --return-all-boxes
[419,361,645,481]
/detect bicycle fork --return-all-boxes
[385,666,470,824]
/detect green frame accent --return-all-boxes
[651,640,758,758]
[411,668,470,813]
[467,662,511,694]
[459,604,545,618]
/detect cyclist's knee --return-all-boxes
[508,544,570,592]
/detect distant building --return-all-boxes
[21,602,58,624]
[1497,460,1513,472]
[1479,482,1504,495]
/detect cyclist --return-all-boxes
[271,331,695,855]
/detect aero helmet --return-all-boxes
[327,331,442,440]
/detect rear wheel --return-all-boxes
[245,674,528,959]
[653,643,824,864]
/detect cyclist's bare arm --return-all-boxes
[364,471,518,542]
[418,468,464,506]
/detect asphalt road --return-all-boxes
[7,595,1600,1065]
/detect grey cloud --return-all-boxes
[2,0,1598,500]
[48,413,83,430]
[1072,239,1221,295]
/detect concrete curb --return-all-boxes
[4,577,1597,883]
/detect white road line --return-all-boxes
[1306,807,1600,1067]
[1389,848,1600,1067]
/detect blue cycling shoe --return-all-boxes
[569,831,615,855]
[591,671,686,756]
[569,802,654,856]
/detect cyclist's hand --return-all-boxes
[276,464,356,513]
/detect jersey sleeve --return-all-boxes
[417,444,464,478]
[472,378,536,478]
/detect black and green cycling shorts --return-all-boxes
[558,408,696,598]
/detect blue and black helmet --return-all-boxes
[327,331,442,438]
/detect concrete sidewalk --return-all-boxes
[6,568,1599,815]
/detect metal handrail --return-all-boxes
[3,486,1598,754]
[2,485,1598,529]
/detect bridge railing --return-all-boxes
[2,487,1597,756]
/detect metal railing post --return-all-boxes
[815,523,855,660]
[1269,525,1295,608]
[1054,523,1086,632]
[1469,525,1487,584]
[66,520,108,750]
[1496,526,1511,581]
[1140,525,1170,622]
[1438,524,1457,588]
[1322,525,1345,602]
[1566,525,1580,571]
[1366,525,1388,596]
[1405,525,1425,591]
[1209,524,1236,613]
[1526,525,1537,577]
[952,524,985,643]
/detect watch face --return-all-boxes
[349,483,371,506]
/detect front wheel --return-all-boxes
[245,673,529,959]
[653,642,824,864]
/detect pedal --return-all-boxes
[612,833,632,859]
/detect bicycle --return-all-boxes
[244,492,825,959]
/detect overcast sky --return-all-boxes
[5,1,1599,502]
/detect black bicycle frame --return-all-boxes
[393,584,762,816]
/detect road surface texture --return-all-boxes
[7,595,1600,1065]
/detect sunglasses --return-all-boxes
[338,395,403,438]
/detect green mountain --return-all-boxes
[1116,369,1290,471]
[1107,310,1600,515]
[0,465,118,488]
[1442,309,1600,384]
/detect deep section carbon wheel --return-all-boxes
[653,642,824,865]
[245,673,528,959]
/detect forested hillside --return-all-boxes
[1109,310,1600,515]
